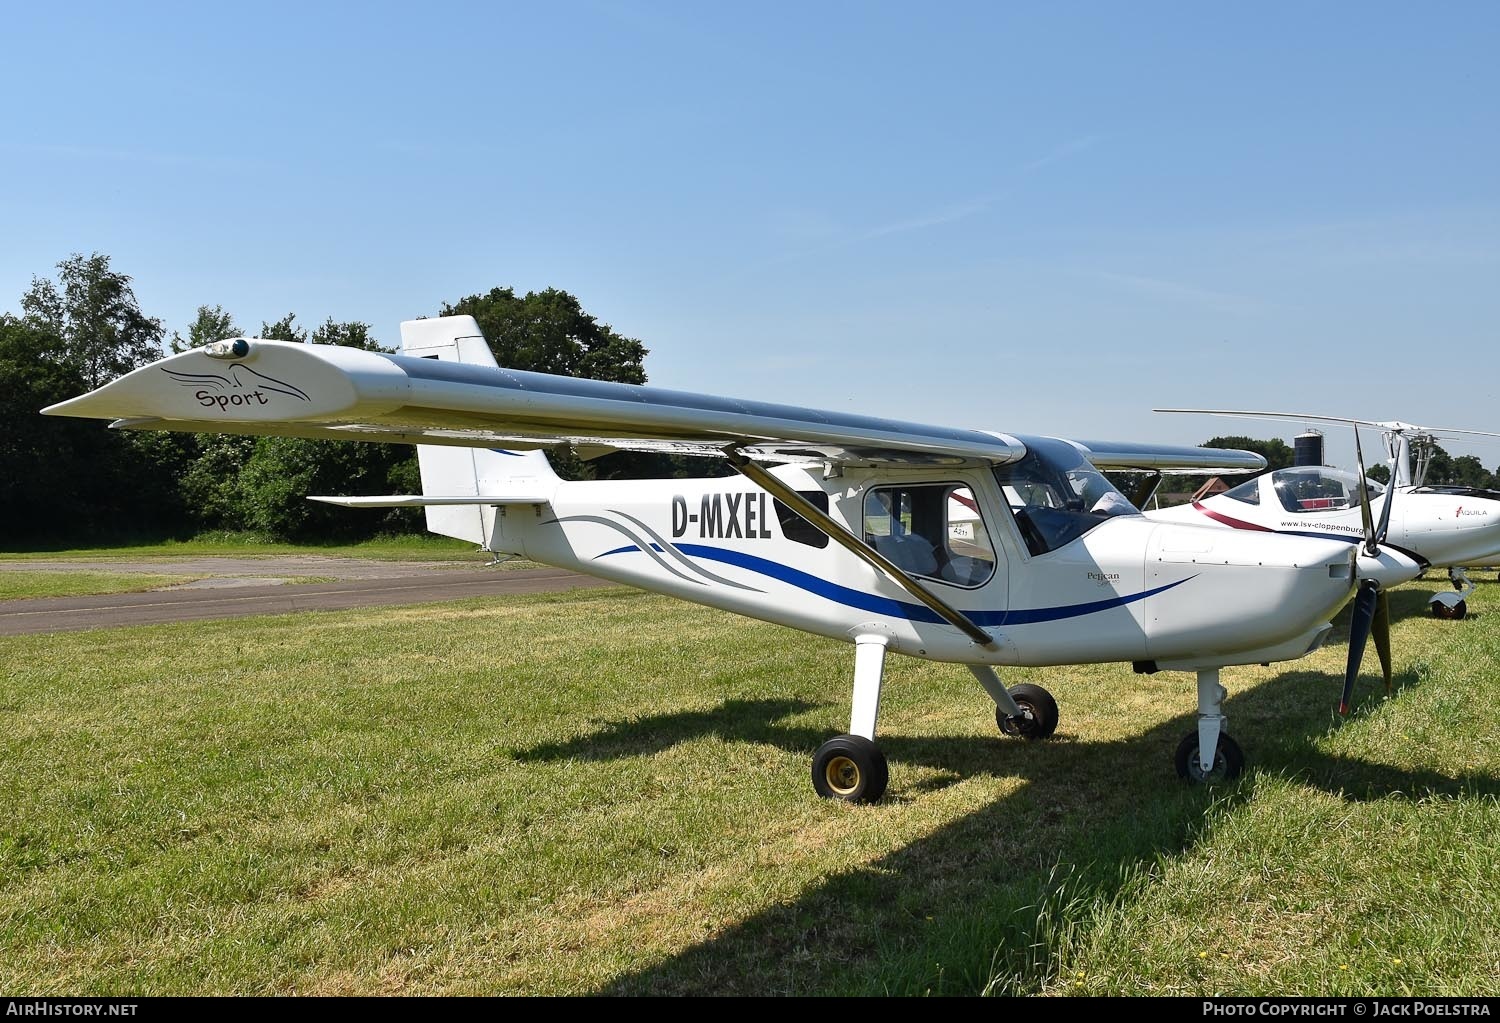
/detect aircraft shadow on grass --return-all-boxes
[513,654,1499,995]
[514,698,824,764]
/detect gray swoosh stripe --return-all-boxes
[610,510,761,592]
[543,514,706,587]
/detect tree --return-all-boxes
[21,252,165,389]
[259,313,308,344]
[231,434,418,540]
[2,255,196,540]
[1204,435,1295,471]
[170,304,240,353]
[1413,442,1500,490]
[0,314,94,537]
[310,317,391,353]
[178,431,258,530]
[439,286,647,383]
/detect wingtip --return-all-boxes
[40,395,92,417]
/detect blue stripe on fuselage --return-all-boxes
[596,542,1191,626]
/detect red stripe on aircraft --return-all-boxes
[1192,500,1274,532]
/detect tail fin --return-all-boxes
[399,314,500,369]
[398,316,560,545]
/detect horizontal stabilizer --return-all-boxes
[308,492,550,508]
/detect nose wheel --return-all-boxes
[1174,731,1244,783]
[1432,570,1475,620]
[1178,668,1244,783]
[1431,597,1467,620]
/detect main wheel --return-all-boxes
[811,734,889,803]
[1431,598,1468,621]
[1174,731,1245,783]
[996,683,1059,740]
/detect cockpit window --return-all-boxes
[1270,466,1385,514]
[994,437,1139,556]
[863,483,996,587]
[1223,477,1261,505]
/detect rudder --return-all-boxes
[398,317,559,545]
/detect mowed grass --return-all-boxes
[0,532,479,562]
[0,572,198,600]
[1,579,1497,995]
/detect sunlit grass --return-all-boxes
[0,572,197,599]
[0,532,478,561]
[0,578,1495,995]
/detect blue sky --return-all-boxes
[3,2,1498,468]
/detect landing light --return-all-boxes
[203,339,251,360]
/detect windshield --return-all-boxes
[994,437,1139,556]
[1268,466,1385,514]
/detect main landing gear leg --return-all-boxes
[968,665,1059,739]
[811,635,890,803]
[1175,668,1244,783]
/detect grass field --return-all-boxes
[0,572,199,600]
[1,577,1497,995]
[0,532,478,562]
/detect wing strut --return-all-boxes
[722,446,998,650]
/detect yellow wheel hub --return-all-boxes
[824,755,861,796]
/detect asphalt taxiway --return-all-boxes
[0,558,613,636]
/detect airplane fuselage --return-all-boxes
[1149,469,1500,574]
[496,464,1357,672]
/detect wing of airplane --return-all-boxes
[1154,408,1500,441]
[44,337,1028,469]
[1072,439,1266,474]
[43,325,1263,477]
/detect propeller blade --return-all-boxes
[1352,426,1378,556]
[1372,445,1399,544]
[1374,587,1393,696]
[1341,580,1379,715]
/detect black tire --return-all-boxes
[1174,731,1245,783]
[811,734,889,803]
[997,683,1059,740]
[1431,599,1468,621]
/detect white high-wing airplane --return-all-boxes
[44,318,1415,802]
[1150,411,1500,621]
